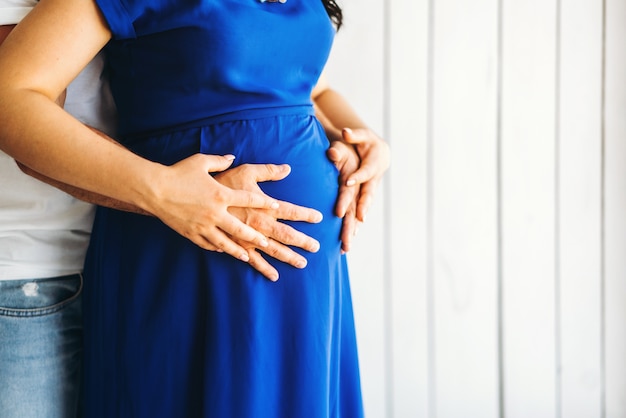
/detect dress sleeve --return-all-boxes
[95,0,137,39]
[0,0,38,25]
[95,0,185,40]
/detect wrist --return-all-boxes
[128,160,169,215]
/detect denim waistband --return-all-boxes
[0,274,82,315]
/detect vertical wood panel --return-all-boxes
[558,0,604,416]
[431,1,500,416]
[388,0,430,417]
[324,1,387,417]
[329,2,626,417]
[604,0,626,415]
[500,1,558,416]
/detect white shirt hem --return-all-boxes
[0,6,34,25]
[0,267,83,281]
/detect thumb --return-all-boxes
[341,127,367,145]
[254,164,291,183]
[326,140,350,165]
[197,153,236,174]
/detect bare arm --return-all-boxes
[3,22,149,215]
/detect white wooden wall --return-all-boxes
[324,0,626,417]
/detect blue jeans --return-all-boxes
[0,274,83,418]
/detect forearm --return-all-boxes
[0,92,162,213]
[14,125,151,214]
[16,160,151,214]
[313,87,371,141]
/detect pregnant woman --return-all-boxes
[0,0,380,416]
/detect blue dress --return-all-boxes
[82,0,364,416]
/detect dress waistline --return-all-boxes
[123,105,316,141]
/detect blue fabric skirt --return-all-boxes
[82,108,364,417]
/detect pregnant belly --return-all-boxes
[127,113,342,253]
[242,136,341,253]
[209,115,342,254]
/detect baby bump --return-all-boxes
[126,112,343,252]
[207,114,342,254]
[257,143,341,250]
[229,118,342,251]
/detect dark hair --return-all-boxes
[322,0,343,30]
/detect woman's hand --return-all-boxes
[214,163,323,281]
[327,127,390,253]
[311,75,390,253]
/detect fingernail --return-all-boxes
[270,274,279,282]
[343,128,353,135]
[260,239,269,248]
[271,202,280,209]
[240,252,250,262]
[224,154,236,161]
[296,259,308,268]
[346,179,356,186]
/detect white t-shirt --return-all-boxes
[0,0,117,280]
